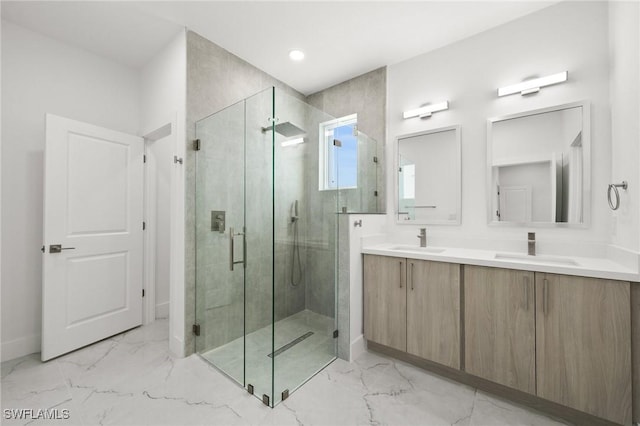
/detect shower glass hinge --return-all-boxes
[281,389,289,401]
[262,394,270,406]
[193,139,201,151]
[247,384,254,395]
[192,324,201,336]
[373,156,378,163]
[333,330,339,338]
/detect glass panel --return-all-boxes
[244,87,275,405]
[194,100,246,385]
[272,89,338,405]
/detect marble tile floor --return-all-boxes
[200,309,335,405]
[1,319,569,426]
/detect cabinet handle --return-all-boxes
[543,278,549,315]
[399,261,403,288]
[410,262,414,291]
[523,275,529,310]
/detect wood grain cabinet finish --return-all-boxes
[407,259,460,369]
[464,265,535,394]
[364,254,407,351]
[535,273,632,425]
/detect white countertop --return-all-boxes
[361,243,640,282]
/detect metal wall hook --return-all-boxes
[608,181,628,210]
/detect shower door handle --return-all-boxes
[229,227,246,271]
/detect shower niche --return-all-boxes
[193,87,378,406]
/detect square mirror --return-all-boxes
[487,101,590,227]
[396,125,461,224]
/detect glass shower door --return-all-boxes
[194,100,246,386]
[243,88,275,405]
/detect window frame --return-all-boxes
[318,113,358,191]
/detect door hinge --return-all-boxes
[333,330,339,338]
[143,154,146,163]
[41,245,45,253]
[142,289,145,297]
[192,324,201,336]
[193,139,201,151]
[373,156,378,163]
[143,221,146,230]
[374,190,378,197]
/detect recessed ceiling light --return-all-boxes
[289,49,305,61]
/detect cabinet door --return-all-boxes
[464,265,535,393]
[536,273,631,425]
[407,259,460,369]
[363,255,406,351]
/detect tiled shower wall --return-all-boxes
[185,31,304,355]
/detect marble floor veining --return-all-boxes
[1,319,569,426]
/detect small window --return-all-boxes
[319,114,358,190]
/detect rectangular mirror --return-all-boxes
[487,101,590,226]
[396,125,461,224]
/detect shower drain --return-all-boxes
[268,331,314,358]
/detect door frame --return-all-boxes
[142,122,173,325]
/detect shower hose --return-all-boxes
[290,217,303,287]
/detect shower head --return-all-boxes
[262,121,306,138]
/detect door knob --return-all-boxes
[49,244,76,253]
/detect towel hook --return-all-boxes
[608,181,628,210]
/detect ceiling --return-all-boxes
[1,1,556,95]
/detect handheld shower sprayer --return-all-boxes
[290,199,302,287]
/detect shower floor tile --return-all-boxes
[200,309,336,405]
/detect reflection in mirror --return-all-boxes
[396,126,461,224]
[488,102,589,226]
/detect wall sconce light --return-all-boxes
[498,71,568,97]
[403,101,449,119]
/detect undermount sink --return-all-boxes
[494,252,579,266]
[388,245,446,254]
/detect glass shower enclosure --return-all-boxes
[194,87,369,406]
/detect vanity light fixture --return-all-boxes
[289,49,305,61]
[498,71,568,97]
[403,101,449,119]
[281,137,305,147]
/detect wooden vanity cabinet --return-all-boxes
[535,273,632,425]
[464,265,535,394]
[363,254,407,351]
[406,259,460,369]
[364,255,460,368]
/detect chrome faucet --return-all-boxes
[417,228,427,247]
[528,232,536,256]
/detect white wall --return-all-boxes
[347,213,386,361]
[609,1,640,252]
[1,20,141,360]
[386,2,613,256]
[139,30,186,357]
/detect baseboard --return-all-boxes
[349,334,366,362]
[1,334,41,362]
[156,301,170,319]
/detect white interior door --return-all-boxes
[42,114,144,361]
[499,185,532,222]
